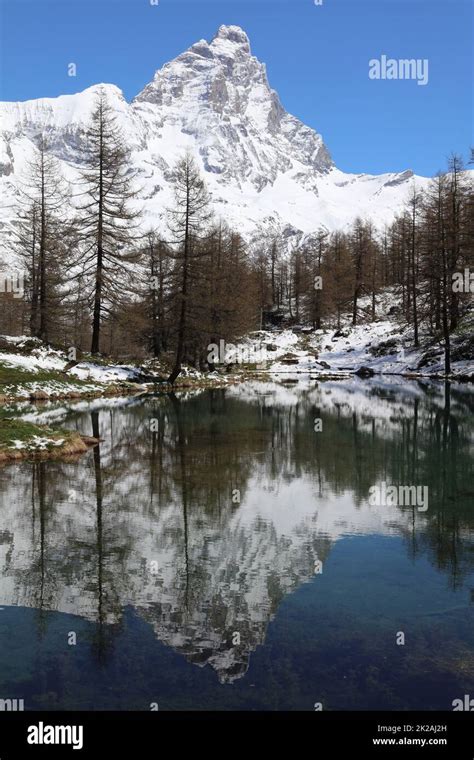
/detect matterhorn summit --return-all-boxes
[0,24,427,263]
[132,24,333,194]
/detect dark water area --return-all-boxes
[0,378,473,710]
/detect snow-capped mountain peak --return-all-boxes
[0,24,431,265]
[213,23,251,45]
[132,24,332,198]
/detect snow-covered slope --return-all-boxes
[0,24,432,263]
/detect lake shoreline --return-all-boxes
[1,366,472,406]
[1,370,472,467]
[0,374,258,465]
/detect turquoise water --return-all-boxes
[0,378,473,710]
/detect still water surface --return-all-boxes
[0,378,473,710]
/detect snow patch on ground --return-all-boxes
[8,436,65,451]
[237,291,474,380]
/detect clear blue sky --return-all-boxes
[0,0,472,176]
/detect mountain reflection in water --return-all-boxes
[0,378,473,710]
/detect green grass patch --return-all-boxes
[0,362,102,390]
[0,418,70,450]
[0,364,65,385]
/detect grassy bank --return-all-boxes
[0,362,147,402]
[0,418,98,464]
